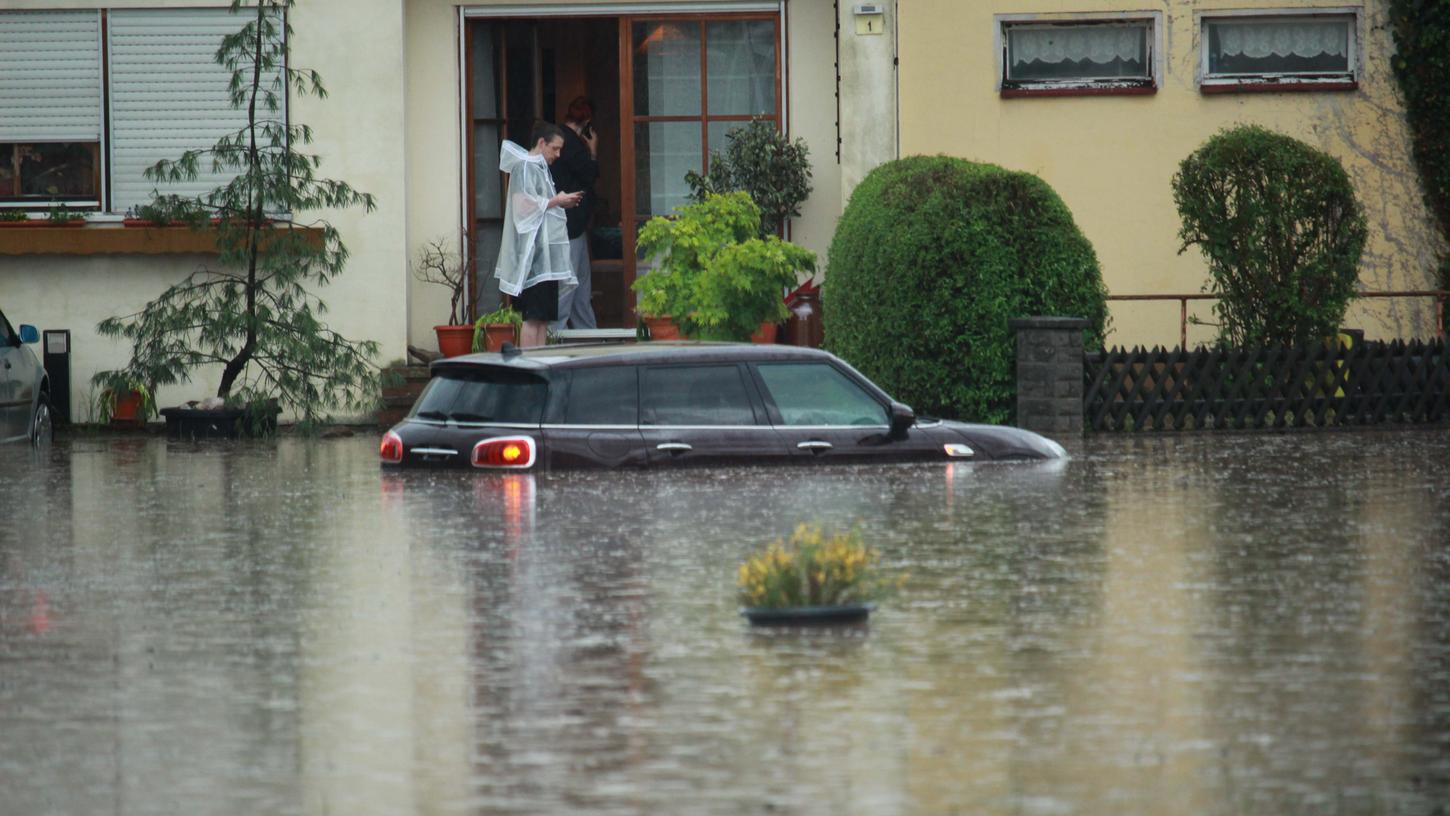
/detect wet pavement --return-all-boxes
[1,428,1448,815]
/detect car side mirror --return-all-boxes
[18,324,39,345]
[888,401,915,440]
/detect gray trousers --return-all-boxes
[555,235,597,330]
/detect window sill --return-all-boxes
[0,223,320,256]
[1001,84,1157,99]
[1201,79,1358,95]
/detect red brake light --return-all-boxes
[380,431,403,463]
[472,435,536,469]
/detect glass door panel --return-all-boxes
[706,20,776,115]
[634,121,701,218]
[632,21,702,116]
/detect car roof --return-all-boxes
[431,341,840,372]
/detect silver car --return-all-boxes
[0,309,52,445]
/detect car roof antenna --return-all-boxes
[500,342,521,357]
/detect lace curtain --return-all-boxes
[1010,26,1144,67]
[1211,20,1348,59]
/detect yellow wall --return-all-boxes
[899,0,1444,347]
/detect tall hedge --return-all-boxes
[824,155,1108,424]
[1172,126,1367,347]
[1389,0,1450,331]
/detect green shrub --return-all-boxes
[685,117,812,237]
[1172,125,1367,346]
[1389,0,1450,334]
[824,155,1108,424]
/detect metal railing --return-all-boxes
[1106,290,1449,349]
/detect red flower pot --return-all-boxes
[644,316,683,341]
[434,325,475,357]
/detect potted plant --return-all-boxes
[413,236,475,357]
[685,116,813,238]
[122,195,209,228]
[472,304,522,352]
[0,210,32,227]
[94,0,381,437]
[43,202,87,227]
[736,523,902,625]
[633,192,815,342]
[91,372,155,426]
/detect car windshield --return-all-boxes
[410,367,548,425]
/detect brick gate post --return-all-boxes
[1008,317,1089,437]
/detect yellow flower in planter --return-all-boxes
[736,523,900,610]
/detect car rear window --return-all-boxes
[411,367,548,424]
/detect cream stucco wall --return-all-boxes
[0,0,410,422]
[899,0,1444,347]
[400,0,846,350]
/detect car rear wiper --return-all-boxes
[415,410,449,421]
[447,411,491,422]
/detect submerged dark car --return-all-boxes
[381,343,1066,469]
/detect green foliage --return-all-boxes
[824,155,1108,423]
[46,202,85,223]
[1173,125,1368,346]
[128,194,209,227]
[1388,0,1450,332]
[634,192,815,341]
[0,209,29,222]
[472,304,522,351]
[736,524,900,610]
[90,373,155,423]
[94,0,380,423]
[685,117,813,237]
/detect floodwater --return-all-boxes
[1,429,1447,816]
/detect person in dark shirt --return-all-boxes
[551,96,599,330]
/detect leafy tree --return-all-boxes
[824,156,1108,424]
[1388,0,1450,333]
[685,117,812,237]
[94,0,380,424]
[1172,125,1367,346]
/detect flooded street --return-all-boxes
[2,429,1448,815]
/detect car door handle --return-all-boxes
[797,440,833,452]
[656,442,693,454]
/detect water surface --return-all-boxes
[2,429,1447,815]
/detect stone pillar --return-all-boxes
[1009,317,1089,436]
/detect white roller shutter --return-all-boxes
[108,8,284,212]
[0,11,103,142]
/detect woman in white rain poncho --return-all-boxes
[495,123,581,346]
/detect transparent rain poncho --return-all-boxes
[494,140,575,297]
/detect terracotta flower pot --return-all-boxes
[644,315,683,341]
[480,323,518,352]
[434,324,475,357]
[109,390,145,425]
[750,321,779,344]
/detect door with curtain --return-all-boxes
[621,14,781,318]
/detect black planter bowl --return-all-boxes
[160,401,280,440]
[740,603,875,626]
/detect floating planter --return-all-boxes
[736,523,900,626]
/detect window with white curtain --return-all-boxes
[0,7,275,213]
[1201,13,1357,87]
[1000,18,1155,92]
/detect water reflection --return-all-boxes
[0,431,1447,814]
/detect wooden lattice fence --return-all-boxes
[1083,339,1450,431]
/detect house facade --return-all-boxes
[896,0,1444,347]
[1,0,886,421]
[1,0,1439,422]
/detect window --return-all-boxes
[999,17,1156,96]
[411,369,549,425]
[563,367,639,426]
[0,8,280,213]
[641,365,756,426]
[756,363,886,427]
[1200,13,1357,92]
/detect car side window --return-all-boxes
[0,313,13,346]
[564,366,638,425]
[756,363,887,426]
[642,365,757,426]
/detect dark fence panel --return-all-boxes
[1083,339,1450,431]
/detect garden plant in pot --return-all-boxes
[91,372,155,426]
[737,523,903,625]
[92,0,381,438]
[413,237,475,357]
[632,192,815,342]
[472,304,522,352]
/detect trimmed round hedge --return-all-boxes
[823,155,1108,423]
